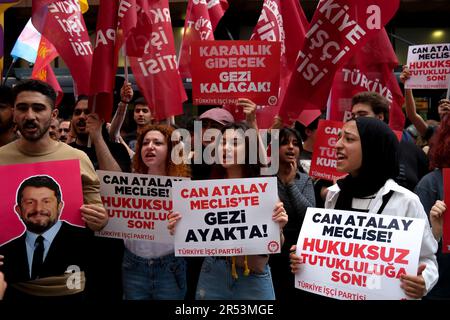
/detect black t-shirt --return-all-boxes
[70,141,131,172]
[69,126,131,172]
[395,140,429,191]
[300,150,313,160]
[423,125,437,142]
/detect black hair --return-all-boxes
[220,122,264,178]
[74,95,88,107]
[17,175,62,205]
[279,127,303,148]
[12,79,56,109]
[0,85,14,105]
[295,117,320,141]
[134,97,147,106]
[351,91,390,124]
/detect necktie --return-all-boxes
[31,235,45,280]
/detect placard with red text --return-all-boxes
[309,120,347,181]
[191,40,281,106]
[172,177,280,256]
[295,208,425,300]
[96,171,188,243]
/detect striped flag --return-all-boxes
[11,19,41,63]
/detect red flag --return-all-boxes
[225,0,309,128]
[128,0,187,121]
[89,0,120,121]
[31,36,63,105]
[32,35,58,74]
[329,29,405,130]
[278,0,400,124]
[207,0,228,30]
[31,0,93,95]
[117,0,152,57]
[178,0,228,79]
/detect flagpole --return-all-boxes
[388,33,416,46]
[2,58,15,85]
[447,75,450,100]
[122,46,128,83]
[224,27,234,40]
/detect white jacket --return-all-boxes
[325,179,439,293]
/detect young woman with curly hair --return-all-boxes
[123,124,190,300]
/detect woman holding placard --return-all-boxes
[270,127,316,302]
[169,121,288,300]
[122,124,190,300]
[290,117,438,299]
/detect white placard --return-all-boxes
[295,208,425,300]
[96,170,188,243]
[172,177,281,256]
[405,43,450,89]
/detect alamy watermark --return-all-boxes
[170,121,280,176]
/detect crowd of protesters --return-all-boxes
[0,72,448,303]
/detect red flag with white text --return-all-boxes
[225,0,309,128]
[31,36,63,105]
[329,29,405,130]
[89,0,120,121]
[128,0,187,121]
[178,0,228,79]
[278,0,400,124]
[31,0,93,95]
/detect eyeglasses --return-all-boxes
[73,108,90,116]
[58,128,70,133]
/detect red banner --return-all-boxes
[278,0,400,124]
[31,36,63,106]
[128,0,186,121]
[32,0,93,95]
[89,0,120,122]
[309,120,347,181]
[329,29,405,131]
[191,40,281,106]
[444,168,450,254]
[178,0,228,79]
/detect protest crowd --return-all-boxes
[0,0,449,307]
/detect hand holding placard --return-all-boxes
[173,177,280,256]
[400,264,427,299]
[168,212,181,236]
[272,202,288,231]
